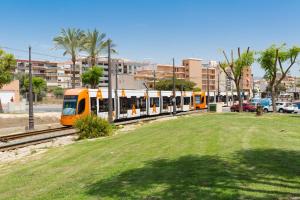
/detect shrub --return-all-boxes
[74,115,112,139]
[53,86,64,98]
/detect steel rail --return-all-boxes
[0,127,72,142]
[0,131,77,151]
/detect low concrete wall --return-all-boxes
[3,100,26,113]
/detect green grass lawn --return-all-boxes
[1,113,300,200]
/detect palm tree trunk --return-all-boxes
[91,56,96,67]
[72,60,76,89]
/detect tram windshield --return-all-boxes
[195,95,201,104]
[62,95,78,115]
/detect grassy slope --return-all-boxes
[0,113,300,200]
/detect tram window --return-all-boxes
[62,95,78,116]
[78,98,86,114]
[128,96,138,109]
[136,97,140,109]
[184,97,190,105]
[176,96,181,108]
[119,97,128,114]
[150,97,159,107]
[99,98,114,112]
[201,96,205,104]
[139,97,146,111]
[195,96,201,104]
[162,96,169,109]
[90,97,97,114]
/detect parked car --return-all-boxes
[283,103,295,113]
[230,103,256,112]
[292,104,299,114]
[263,102,295,113]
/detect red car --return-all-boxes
[230,103,256,112]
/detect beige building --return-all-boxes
[135,64,185,88]
[240,67,253,94]
[15,59,82,89]
[182,58,203,88]
[15,57,145,89]
[281,75,296,90]
[0,80,20,105]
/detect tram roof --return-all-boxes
[64,88,88,96]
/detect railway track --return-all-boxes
[0,127,72,142]
[0,127,77,152]
[0,110,204,152]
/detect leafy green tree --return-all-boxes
[83,29,107,66]
[53,86,64,98]
[53,28,85,88]
[81,66,103,89]
[0,49,16,88]
[257,44,300,112]
[193,87,201,92]
[0,49,16,112]
[24,77,47,101]
[14,72,28,96]
[220,48,254,112]
[155,79,196,91]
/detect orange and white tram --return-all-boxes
[60,88,206,126]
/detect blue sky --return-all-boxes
[1,0,300,77]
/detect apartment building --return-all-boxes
[15,59,82,88]
[134,63,185,88]
[16,59,48,79]
[281,75,296,90]
[182,59,219,91]
[15,57,145,89]
[80,57,144,87]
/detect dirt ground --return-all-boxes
[0,113,61,135]
[0,113,61,128]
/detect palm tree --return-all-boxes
[103,39,118,55]
[53,28,85,88]
[83,29,107,66]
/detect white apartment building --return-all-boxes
[15,58,145,89]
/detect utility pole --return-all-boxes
[107,40,113,123]
[153,70,156,90]
[172,58,176,115]
[28,46,34,130]
[115,59,119,120]
[217,70,220,102]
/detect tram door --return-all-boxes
[90,97,97,115]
